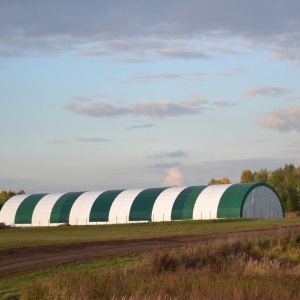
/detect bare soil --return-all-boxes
[1,224,299,278]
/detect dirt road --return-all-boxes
[1,224,299,278]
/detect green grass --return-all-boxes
[0,256,138,300]
[0,218,299,250]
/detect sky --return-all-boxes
[1,0,300,193]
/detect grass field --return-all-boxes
[0,256,137,300]
[0,218,299,299]
[0,218,299,250]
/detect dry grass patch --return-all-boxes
[20,229,300,300]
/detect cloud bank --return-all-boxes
[1,1,300,63]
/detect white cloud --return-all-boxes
[64,101,127,117]
[180,96,208,107]
[47,137,111,145]
[74,137,111,143]
[245,86,292,98]
[149,151,187,159]
[64,96,207,118]
[256,104,300,132]
[128,101,195,117]
[162,167,183,186]
[155,47,211,59]
[128,67,248,84]
[132,71,205,82]
[126,124,155,130]
[213,100,237,107]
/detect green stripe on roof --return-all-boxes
[129,187,168,222]
[14,194,48,224]
[89,190,125,222]
[171,186,207,220]
[50,192,84,223]
[217,183,258,218]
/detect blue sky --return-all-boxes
[1,0,300,193]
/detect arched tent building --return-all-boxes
[0,183,284,227]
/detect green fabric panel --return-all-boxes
[129,187,168,221]
[50,192,84,223]
[14,194,48,224]
[217,183,258,218]
[171,186,207,220]
[89,190,125,222]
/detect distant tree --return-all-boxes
[293,166,300,209]
[284,163,296,174]
[282,164,299,212]
[240,169,254,183]
[208,177,231,185]
[208,178,217,185]
[0,190,25,210]
[253,168,269,183]
[268,167,286,203]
